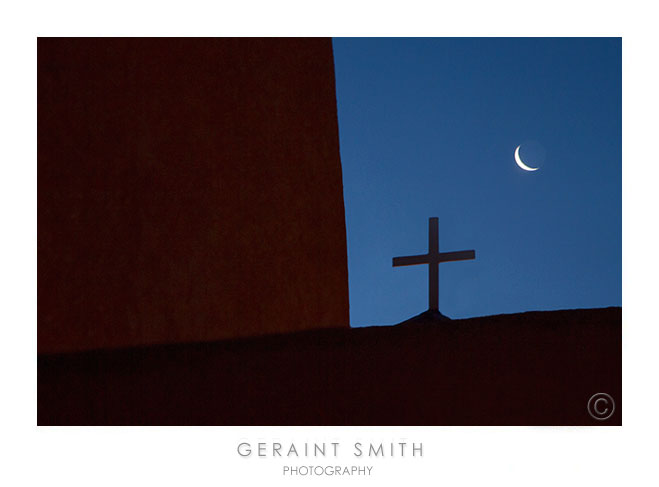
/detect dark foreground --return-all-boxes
[38,307,621,425]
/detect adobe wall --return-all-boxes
[38,38,350,353]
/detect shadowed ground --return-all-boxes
[38,307,621,425]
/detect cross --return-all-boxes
[393,217,475,311]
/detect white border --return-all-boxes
[2,1,658,485]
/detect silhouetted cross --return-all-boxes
[393,217,475,311]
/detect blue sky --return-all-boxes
[332,38,621,326]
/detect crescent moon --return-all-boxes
[514,145,539,171]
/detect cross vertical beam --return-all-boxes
[392,217,475,313]
[428,217,439,311]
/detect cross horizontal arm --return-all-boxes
[392,254,428,267]
[438,250,475,263]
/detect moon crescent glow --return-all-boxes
[514,145,539,171]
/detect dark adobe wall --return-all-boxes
[38,308,622,425]
[38,38,350,353]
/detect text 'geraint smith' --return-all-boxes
[237,442,423,458]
